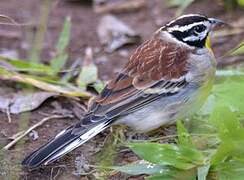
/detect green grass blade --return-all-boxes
[50,17,71,74]
[0,55,54,74]
[56,16,71,53]
[176,120,194,148]
[229,41,244,56]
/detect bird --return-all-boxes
[22,14,225,169]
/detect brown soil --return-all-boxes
[0,0,243,179]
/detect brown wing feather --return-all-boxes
[86,32,190,123]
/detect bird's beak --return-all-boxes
[208,18,229,27]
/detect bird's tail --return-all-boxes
[22,119,111,169]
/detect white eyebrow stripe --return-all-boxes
[175,14,206,19]
[166,14,206,26]
[168,21,210,32]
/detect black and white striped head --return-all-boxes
[163,14,225,48]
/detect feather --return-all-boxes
[88,33,190,119]
[22,119,111,169]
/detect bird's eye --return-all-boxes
[193,25,206,33]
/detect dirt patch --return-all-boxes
[0,0,243,179]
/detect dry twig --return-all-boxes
[6,106,12,123]
[0,14,18,25]
[3,114,73,150]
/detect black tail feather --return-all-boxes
[22,127,78,169]
[22,120,110,169]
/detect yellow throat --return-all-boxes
[205,34,212,52]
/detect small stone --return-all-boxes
[29,130,39,141]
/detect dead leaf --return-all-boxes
[10,91,58,114]
[97,15,140,52]
[0,91,58,114]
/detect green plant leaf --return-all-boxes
[147,168,196,180]
[50,53,68,74]
[50,17,71,74]
[209,106,241,138]
[77,63,98,89]
[199,76,244,117]
[211,77,244,115]
[211,142,233,166]
[237,0,244,7]
[210,106,244,165]
[128,142,204,170]
[216,159,244,180]
[56,16,71,53]
[176,120,194,148]
[197,164,210,180]
[76,47,98,89]
[0,55,54,74]
[112,163,166,175]
[93,79,105,93]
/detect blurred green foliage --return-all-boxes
[222,0,244,9]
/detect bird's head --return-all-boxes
[162,14,226,49]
